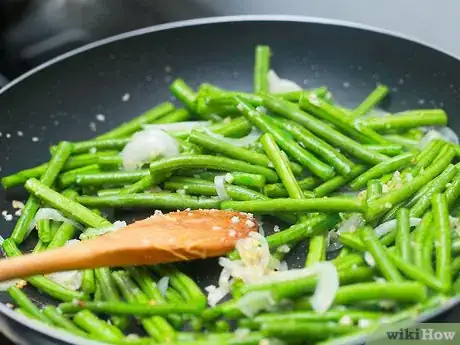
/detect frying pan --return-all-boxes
[1,15,460,345]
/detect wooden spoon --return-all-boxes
[0,209,257,282]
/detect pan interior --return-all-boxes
[1,17,460,339]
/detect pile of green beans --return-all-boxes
[2,44,460,345]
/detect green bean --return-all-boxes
[72,310,124,341]
[60,165,101,185]
[209,116,252,138]
[1,152,113,188]
[188,130,302,176]
[359,109,447,131]
[331,282,427,305]
[360,226,403,282]
[42,306,88,337]
[126,267,165,302]
[60,300,203,316]
[237,98,335,180]
[249,309,382,328]
[382,134,418,149]
[305,233,327,267]
[61,170,150,188]
[152,266,207,308]
[170,79,196,111]
[94,268,129,330]
[261,321,355,341]
[81,270,96,295]
[241,267,375,301]
[331,253,364,270]
[412,213,433,268]
[264,177,320,198]
[96,102,175,140]
[366,144,455,220]
[338,233,365,252]
[352,85,389,117]
[299,93,390,145]
[409,164,458,217]
[411,140,443,175]
[445,170,460,207]
[96,155,123,170]
[385,250,444,292]
[260,133,303,200]
[268,116,354,175]
[10,143,73,244]
[229,214,340,260]
[37,219,52,243]
[164,177,265,200]
[25,178,111,228]
[432,193,452,293]
[364,144,403,156]
[421,228,435,276]
[7,286,51,324]
[366,179,382,203]
[254,45,270,93]
[155,108,191,124]
[47,221,78,249]
[67,138,128,154]
[97,188,122,196]
[221,197,364,213]
[350,152,414,190]
[315,165,367,197]
[112,271,176,342]
[77,193,220,210]
[395,208,411,262]
[150,154,278,183]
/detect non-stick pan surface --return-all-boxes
[1,16,460,345]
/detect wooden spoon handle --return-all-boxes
[0,210,256,282]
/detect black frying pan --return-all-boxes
[1,16,460,345]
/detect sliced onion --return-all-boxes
[214,175,230,200]
[419,127,459,149]
[29,208,81,236]
[144,121,209,133]
[0,279,21,291]
[267,69,302,94]
[364,252,376,267]
[80,220,127,240]
[121,128,179,170]
[374,218,421,238]
[236,290,275,317]
[46,240,83,291]
[203,127,261,148]
[157,276,169,297]
[328,214,364,252]
[310,262,339,314]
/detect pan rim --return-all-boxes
[1,14,459,345]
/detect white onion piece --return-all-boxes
[337,214,364,234]
[46,240,83,291]
[267,69,302,94]
[328,214,364,252]
[143,121,209,133]
[0,279,21,291]
[418,127,459,149]
[236,290,275,317]
[310,262,339,314]
[214,175,230,201]
[203,127,261,147]
[157,276,169,297]
[364,252,376,267]
[374,218,421,238]
[29,208,81,236]
[121,128,179,170]
[80,220,127,240]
